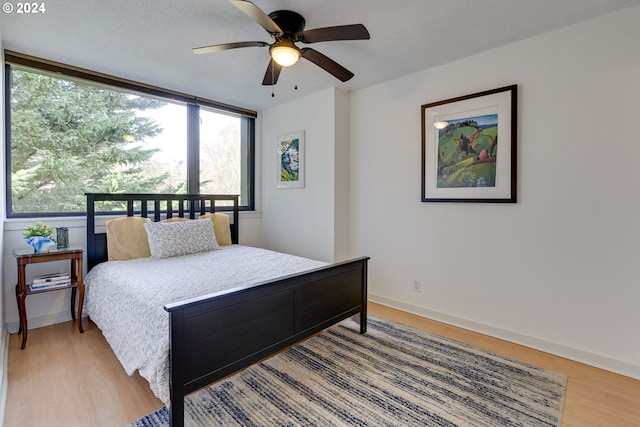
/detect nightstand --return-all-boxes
[14,246,85,349]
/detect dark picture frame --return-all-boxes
[421,85,517,203]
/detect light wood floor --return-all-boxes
[4,302,640,427]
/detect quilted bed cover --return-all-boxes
[85,245,327,405]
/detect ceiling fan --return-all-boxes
[193,0,370,86]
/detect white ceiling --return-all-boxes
[1,0,639,112]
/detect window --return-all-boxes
[4,51,256,216]
[198,107,254,207]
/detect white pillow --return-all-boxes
[144,219,219,258]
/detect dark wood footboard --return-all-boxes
[164,256,369,427]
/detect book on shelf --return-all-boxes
[32,272,70,284]
[29,272,72,291]
[29,280,71,291]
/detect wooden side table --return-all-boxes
[14,246,85,349]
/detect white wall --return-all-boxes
[261,87,351,262]
[333,89,351,262]
[350,6,640,379]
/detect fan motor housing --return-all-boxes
[268,10,305,34]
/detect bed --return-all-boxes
[84,193,369,427]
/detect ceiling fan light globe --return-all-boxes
[270,40,301,66]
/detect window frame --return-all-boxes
[4,51,256,217]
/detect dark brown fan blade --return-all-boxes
[299,24,370,44]
[262,59,283,86]
[230,0,282,34]
[193,41,268,55]
[301,48,354,82]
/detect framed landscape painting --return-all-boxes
[277,131,305,189]
[421,85,517,203]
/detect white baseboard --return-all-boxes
[5,311,86,334]
[370,294,640,381]
[0,329,9,427]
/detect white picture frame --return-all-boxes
[277,131,305,189]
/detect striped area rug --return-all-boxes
[127,316,566,427]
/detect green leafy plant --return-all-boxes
[22,221,54,239]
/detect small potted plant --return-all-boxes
[23,221,56,253]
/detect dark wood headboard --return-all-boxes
[86,193,239,270]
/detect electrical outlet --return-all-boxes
[412,279,421,292]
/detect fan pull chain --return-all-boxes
[271,60,275,97]
[294,64,298,90]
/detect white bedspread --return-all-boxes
[84,245,327,406]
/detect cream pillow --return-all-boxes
[106,217,152,261]
[144,219,219,258]
[198,213,232,246]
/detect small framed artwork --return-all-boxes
[277,131,305,189]
[421,85,517,203]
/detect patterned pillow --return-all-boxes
[144,219,219,258]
